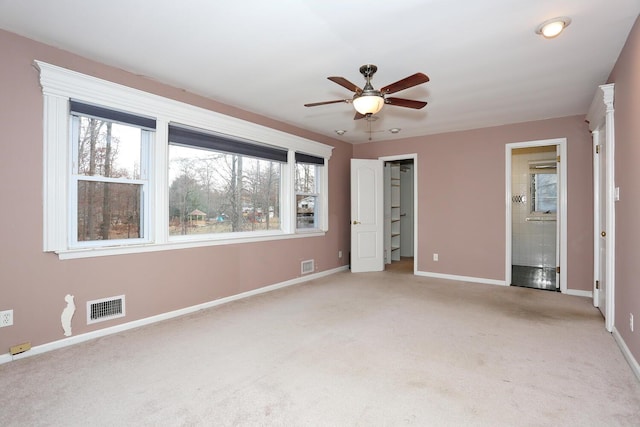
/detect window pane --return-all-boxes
[295,164,316,193]
[531,173,557,213]
[76,117,142,179]
[297,195,317,228]
[168,144,281,235]
[77,181,142,241]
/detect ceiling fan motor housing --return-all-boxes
[355,64,383,105]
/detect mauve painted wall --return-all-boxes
[608,16,640,362]
[353,116,593,290]
[0,30,352,352]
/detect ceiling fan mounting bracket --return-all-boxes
[359,64,378,78]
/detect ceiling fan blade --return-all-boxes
[304,99,349,107]
[353,111,366,120]
[380,73,430,95]
[385,97,428,109]
[328,76,362,93]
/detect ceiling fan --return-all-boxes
[304,64,429,119]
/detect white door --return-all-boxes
[597,131,608,318]
[351,159,384,272]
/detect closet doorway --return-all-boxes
[505,139,567,293]
[381,155,416,274]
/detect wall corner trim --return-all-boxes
[0,265,349,365]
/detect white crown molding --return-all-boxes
[35,60,334,159]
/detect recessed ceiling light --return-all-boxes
[335,130,346,136]
[536,17,571,39]
[389,128,402,134]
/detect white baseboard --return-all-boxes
[415,271,593,298]
[566,289,593,298]
[415,270,507,287]
[612,327,640,382]
[2,265,349,364]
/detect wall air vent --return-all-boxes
[301,259,314,275]
[87,295,125,325]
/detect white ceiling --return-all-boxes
[1,0,638,144]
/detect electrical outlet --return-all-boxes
[338,250,343,259]
[433,253,439,261]
[0,310,13,327]
[630,313,634,332]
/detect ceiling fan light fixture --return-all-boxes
[536,17,571,39]
[353,94,384,115]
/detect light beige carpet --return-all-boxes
[1,270,639,426]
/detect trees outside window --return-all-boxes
[168,144,281,236]
[72,116,150,243]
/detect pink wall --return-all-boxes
[608,16,640,361]
[353,116,594,289]
[0,30,352,352]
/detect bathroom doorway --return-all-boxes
[505,139,567,292]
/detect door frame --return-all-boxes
[505,138,567,293]
[380,153,418,274]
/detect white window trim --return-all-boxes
[69,116,152,248]
[37,60,333,259]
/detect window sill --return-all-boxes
[53,230,326,260]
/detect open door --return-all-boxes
[350,159,384,272]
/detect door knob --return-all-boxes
[352,220,360,225]
[601,231,606,237]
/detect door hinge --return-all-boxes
[556,155,561,163]
[556,266,560,274]
[596,145,600,154]
[596,280,600,290]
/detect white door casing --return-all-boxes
[379,153,419,274]
[350,159,384,272]
[555,144,561,289]
[592,129,600,307]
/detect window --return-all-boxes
[70,102,153,246]
[167,125,285,236]
[37,61,332,259]
[530,173,557,213]
[529,159,557,214]
[295,153,324,230]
